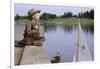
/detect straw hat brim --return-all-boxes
[29,10,41,16]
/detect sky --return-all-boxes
[14,3,94,16]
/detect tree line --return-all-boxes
[15,14,28,20]
[15,9,94,20]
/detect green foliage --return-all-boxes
[40,12,57,20]
[15,14,20,20]
[78,10,94,19]
[15,14,28,20]
[61,12,73,18]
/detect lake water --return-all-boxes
[15,23,94,63]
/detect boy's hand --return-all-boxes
[32,29,38,33]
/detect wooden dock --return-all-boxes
[20,45,50,65]
[14,47,24,65]
[14,26,50,65]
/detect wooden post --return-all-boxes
[76,18,80,62]
[73,18,92,62]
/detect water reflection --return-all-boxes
[61,24,73,33]
[81,23,94,34]
[44,24,57,32]
[44,22,94,62]
[43,23,94,34]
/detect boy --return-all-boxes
[19,8,44,45]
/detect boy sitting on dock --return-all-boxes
[18,8,44,45]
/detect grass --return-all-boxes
[40,18,94,25]
[15,18,94,25]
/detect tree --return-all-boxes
[40,12,57,20]
[78,13,81,18]
[78,10,94,19]
[67,12,73,17]
[15,14,20,20]
[61,12,73,18]
[73,15,77,17]
[89,10,94,19]
[62,12,67,18]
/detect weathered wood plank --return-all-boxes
[14,47,24,65]
[20,45,50,65]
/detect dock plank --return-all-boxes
[14,47,24,65]
[20,45,50,65]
